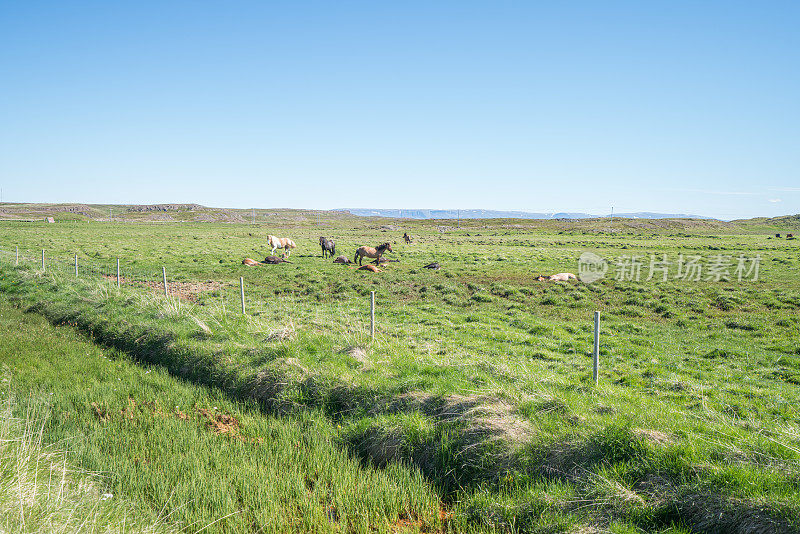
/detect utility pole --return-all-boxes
[610,206,614,231]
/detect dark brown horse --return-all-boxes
[319,237,336,258]
[354,242,392,265]
[263,256,292,264]
[403,232,412,244]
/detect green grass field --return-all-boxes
[1,212,799,532]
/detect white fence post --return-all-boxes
[240,277,246,315]
[162,266,168,297]
[370,291,375,341]
[593,311,600,384]
[75,253,78,277]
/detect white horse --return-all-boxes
[536,273,577,282]
[267,235,297,258]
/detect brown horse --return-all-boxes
[403,232,412,244]
[354,242,392,265]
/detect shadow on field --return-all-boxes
[15,294,800,533]
[22,297,531,500]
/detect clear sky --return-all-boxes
[1,1,798,219]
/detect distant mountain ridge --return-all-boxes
[344,209,716,220]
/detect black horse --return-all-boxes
[403,232,412,244]
[319,237,336,258]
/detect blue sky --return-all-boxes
[1,1,798,219]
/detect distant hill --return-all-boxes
[2,203,796,233]
[0,203,355,224]
[345,208,715,220]
[612,212,717,220]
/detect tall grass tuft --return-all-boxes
[0,378,176,533]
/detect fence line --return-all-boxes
[0,246,385,342]
[0,245,623,382]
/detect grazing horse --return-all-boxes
[319,237,336,258]
[267,235,296,257]
[403,232,412,244]
[354,242,392,266]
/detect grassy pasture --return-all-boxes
[0,305,440,533]
[1,215,799,532]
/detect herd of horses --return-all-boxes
[245,232,576,280]
[242,234,397,271]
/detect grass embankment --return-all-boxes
[0,304,441,533]
[2,250,800,532]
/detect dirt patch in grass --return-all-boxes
[101,274,219,302]
[90,401,110,422]
[89,398,253,441]
[197,407,240,436]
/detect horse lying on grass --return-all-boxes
[536,273,577,282]
[354,242,392,265]
[263,256,292,264]
[241,256,292,266]
[267,235,296,257]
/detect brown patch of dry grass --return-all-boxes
[196,408,240,436]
